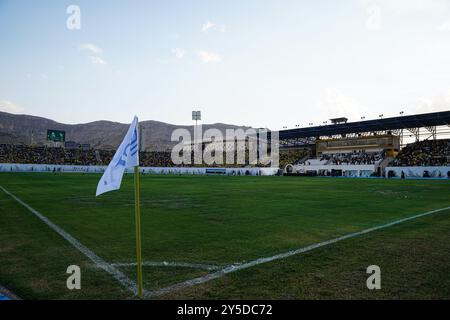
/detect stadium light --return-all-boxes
[379,114,383,119]
[192,110,201,126]
[192,110,201,148]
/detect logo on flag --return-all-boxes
[96,116,139,196]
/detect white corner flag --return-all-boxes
[96,116,139,196]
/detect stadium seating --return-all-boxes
[320,151,384,165]
[0,144,294,168]
[302,158,328,166]
[278,149,309,168]
[300,150,384,166]
[393,139,450,167]
[0,144,106,166]
[4,140,448,169]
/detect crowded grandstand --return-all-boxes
[1,111,450,178]
[281,111,450,178]
[0,144,305,169]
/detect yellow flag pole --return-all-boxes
[134,166,143,299]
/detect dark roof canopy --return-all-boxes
[279,111,450,140]
[329,117,348,124]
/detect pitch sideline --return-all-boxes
[0,185,138,296]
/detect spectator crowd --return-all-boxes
[279,149,309,168]
[0,144,296,168]
[393,139,450,167]
[0,144,104,166]
[2,140,450,169]
[318,150,384,165]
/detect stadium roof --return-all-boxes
[330,117,348,124]
[279,111,450,140]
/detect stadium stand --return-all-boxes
[279,110,450,145]
[318,150,384,165]
[296,134,393,167]
[0,144,187,167]
[0,144,105,166]
[0,144,289,168]
[278,149,309,168]
[393,139,450,167]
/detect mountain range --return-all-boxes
[0,111,251,151]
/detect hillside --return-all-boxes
[0,112,251,151]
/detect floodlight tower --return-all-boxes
[192,110,202,164]
[192,110,201,126]
[192,110,202,144]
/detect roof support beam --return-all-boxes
[406,128,420,142]
[425,126,437,140]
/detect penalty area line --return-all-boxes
[0,185,138,296]
[144,205,450,298]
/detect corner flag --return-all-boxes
[96,116,139,196]
[95,116,144,299]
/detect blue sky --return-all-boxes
[1,0,450,129]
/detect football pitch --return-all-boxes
[1,172,450,299]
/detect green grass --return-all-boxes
[0,173,449,299]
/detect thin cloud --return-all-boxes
[79,43,107,65]
[198,50,222,63]
[79,43,103,55]
[201,21,216,32]
[172,48,186,59]
[89,56,107,65]
[201,21,226,33]
[0,100,25,114]
[317,88,368,121]
[413,88,450,113]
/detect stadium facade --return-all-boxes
[279,111,450,179]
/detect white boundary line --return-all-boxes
[111,261,221,271]
[144,205,450,298]
[0,186,138,296]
